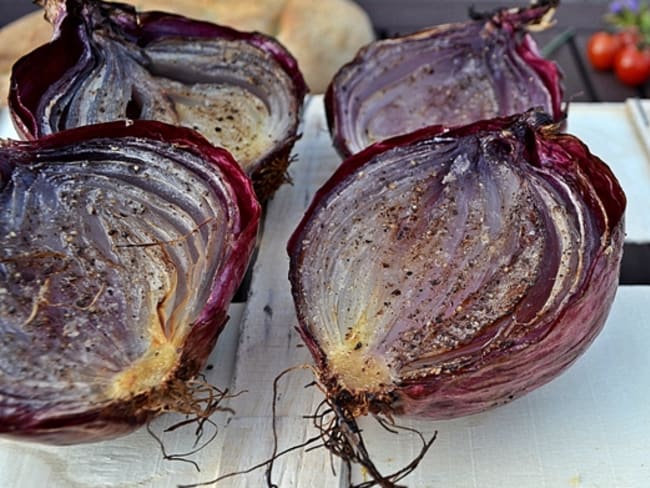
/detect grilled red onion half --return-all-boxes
[9,0,307,201]
[325,1,564,157]
[0,121,260,444]
[289,111,625,421]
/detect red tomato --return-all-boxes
[616,29,641,47]
[614,44,650,86]
[587,31,623,70]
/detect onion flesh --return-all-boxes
[9,0,308,201]
[0,120,260,444]
[325,2,564,157]
[288,110,625,420]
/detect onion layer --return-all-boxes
[0,121,260,444]
[9,0,308,201]
[289,110,625,420]
[325,2,564,157]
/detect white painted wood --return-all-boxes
[0,108,18,139]
[207,95,346,487]
[567,102,650,244]
[1,98,650,488]
[625,98,650,158]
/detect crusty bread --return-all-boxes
[0,0,374,106]
[277,0,375,93]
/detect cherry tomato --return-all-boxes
[614,44,650,86]
[587,31,623,70]
[616,29,641,47]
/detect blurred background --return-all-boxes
[0,0,616,26]
[1,0,37,24]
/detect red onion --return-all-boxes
[0,120,260,444]
[288,110,625,422]
[9,0,307,201]
[325,1,564,157]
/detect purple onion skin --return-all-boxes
[0,121,260,444]
[9,0,308,201]
[288,111,625,420]
[325,3,564,157]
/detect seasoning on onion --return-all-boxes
[0,120,260,444]
[325,0,564,157]
[288,110,625,483]
[9,0,308,201]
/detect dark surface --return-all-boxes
[1,0,648,284]
[0,0,38,26]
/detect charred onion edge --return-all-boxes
[0,120,261,443]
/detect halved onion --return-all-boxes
[9,0,308,200]
[0,120,260,444]
[289,110,625,421]
[325,2,564,157]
